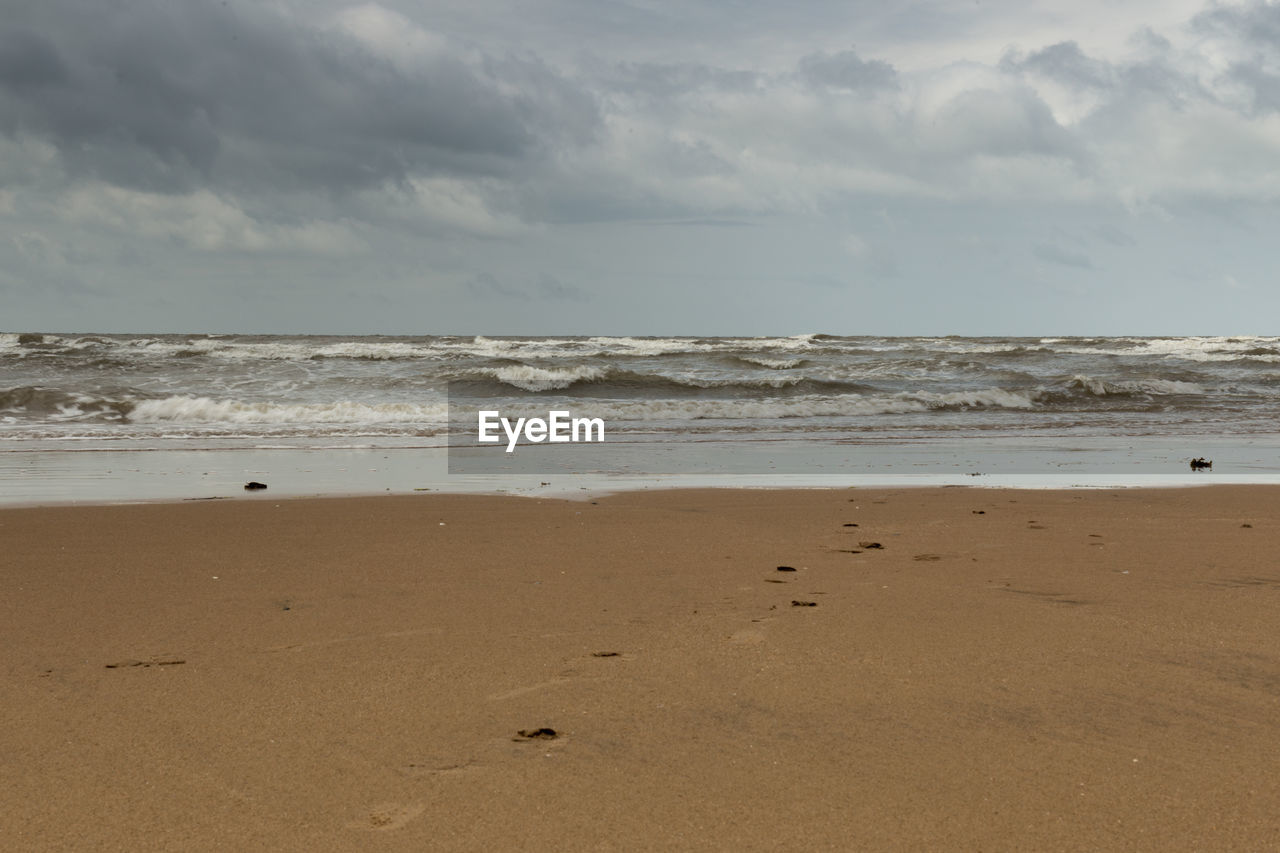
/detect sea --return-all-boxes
[4,332,1280,504]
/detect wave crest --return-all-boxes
[1067,375,1205,397]
[128,396,448,424]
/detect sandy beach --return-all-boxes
[4,486,1279,850]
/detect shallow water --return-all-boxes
[3,435,1275,506]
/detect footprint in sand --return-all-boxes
[487,676,572,701]
[399,761,483,779]
[348,802,425,832]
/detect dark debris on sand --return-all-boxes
[515,728,559,741]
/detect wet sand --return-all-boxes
[3,487,1279,850]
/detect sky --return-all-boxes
[2,0,1279,336]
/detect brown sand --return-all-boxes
[3,487,1280,851]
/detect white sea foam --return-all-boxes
[737,356,805,369]
[129,396,448,424]
[573,388,1040,421]
[914,339,1037,355]
[906,388,1040,409]
[1054,336,1280,361]
[198,339,433,361]
[584,398,917,421]
[483,364,610,391]
[462,336,595,359]
[106,337,441,362]
[584,336,710,356]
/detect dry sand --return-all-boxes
[3,487,1279,851]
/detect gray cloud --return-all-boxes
[462,271,588,302]
[534,272,589,302]
[1195,0,1280,47]
[1191,2,1280,113]
[1092,224,1137,247]
[1004,35,1206,113]
[0,1,598,196]
[1033,243,1095,269]
[797,49,898,91]
[464,272,527,300]
[1002,41,1111,90]
[599,61,762,102]
[4,0,1280,335]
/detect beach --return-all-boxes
[4,486,1279,850]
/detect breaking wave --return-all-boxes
[445,366,878,396]
[1065,376,1206,397]
[0,386,134,421]
[129,397,448,425]
[732,355,807,369]
[575,388,1041,421]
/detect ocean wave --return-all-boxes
[1049,336,1280,362]
[914,338,1052,356]
[732,355,807,369]
[583,336,715,356]
[0,333,94,352]
[128,396,448,424]
[1065,376,1206,397]
[0,386,133,421]
[515,388,1043,422]
[458,334,860,359]
[477,364,610,392]
[2,335,443,363]
[152,338,441,361]
[447,365,879,396]
[14,333,1280,367]
[908,388,1040,409]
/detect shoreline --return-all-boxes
[5,486,1280,849]
[4,435,1278,507]
[0,472,1264,511]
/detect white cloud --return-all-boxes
[329,3,456,71]
[403,176,530,236]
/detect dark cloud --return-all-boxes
[798,49,898,91]
[1192,2,1280,113]
[0,1,598,196]
[1195,0,1280,48]
[1002,41,1111,90]
[0,29,70,89]
[1003,37,1202,110]
[1224,64,1280,112]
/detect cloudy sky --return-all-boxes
[2,0,1279,335]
